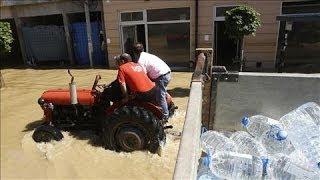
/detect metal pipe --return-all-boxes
[84,0,93,67]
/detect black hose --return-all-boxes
[67,69,74,83]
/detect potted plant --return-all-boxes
[225,5,261,71]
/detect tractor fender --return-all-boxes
[105,101,163,120]
[130,101,163,119]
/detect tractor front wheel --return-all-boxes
[32,125,63,143]
[102,106,165,153]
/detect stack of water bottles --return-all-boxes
[198,102,320,180]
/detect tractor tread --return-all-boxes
[102,106,165,153]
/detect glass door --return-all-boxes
[121,25,146,60]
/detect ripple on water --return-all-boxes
[22,131,74,160]
[19,114,183,178]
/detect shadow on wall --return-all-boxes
[167,87,190,98]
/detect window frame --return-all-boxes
[214,5,238,21]
[120,11,144,22]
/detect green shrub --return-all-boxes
[225,5,261,39]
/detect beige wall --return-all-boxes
[103,0,195,68]
[198,0,282,69]
[103,0,282,69]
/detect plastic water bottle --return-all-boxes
[230,131,268,158]
[270,154,319,180]
[280,108,320,170]
[197,156,222,180]
[209,151,267,179]
[260,125,295,155]
[241,115,287,140]
[201,131,237,154]
[296,102,320,127]
[289,150,314,170]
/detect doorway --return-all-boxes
[214,21,238,70]
[121,25,146,60]
[0,19,23,68]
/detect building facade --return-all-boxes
[103,0,319,71]
[1,0,319,72]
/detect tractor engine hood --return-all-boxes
[40,89,95,105]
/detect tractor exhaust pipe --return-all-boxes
[68,69,78,105]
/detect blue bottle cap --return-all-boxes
[203,156,210,167]
[241,117,250,128]
[276,130,288,140]
[261,158,269,176]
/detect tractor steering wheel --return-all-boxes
[92,75,102,91]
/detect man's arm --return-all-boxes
[120,82,129,102]
[117,69,129,103]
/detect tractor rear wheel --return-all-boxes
[102,106,165,153]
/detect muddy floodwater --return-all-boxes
[0,69,192,179]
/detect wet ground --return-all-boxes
[0,69,192,179]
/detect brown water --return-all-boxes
[0,69,192,179]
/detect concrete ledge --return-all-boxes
[240,72,320,78]
[173,82,202,180]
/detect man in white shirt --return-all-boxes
[133,43,171,120]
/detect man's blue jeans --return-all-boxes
[155,72,171,119]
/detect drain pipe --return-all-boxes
[195,0,198,49]
[189,0,199,69]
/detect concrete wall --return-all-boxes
[213,72,320,131]
[103,0,195,68]
[1,0,57,7]
[174,81,202,180]
[0,0,102,19]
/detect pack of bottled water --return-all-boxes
[198,102,320,180]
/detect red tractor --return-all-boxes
[33,70,177,153]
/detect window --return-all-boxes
[277,0,320,67]
[148,23,190,66]
[282,1,320,14]
[285,21,320,64]
[121,11,143,22]
[216,6,237,17]
[147,8,190,21]
[120,8,191,66]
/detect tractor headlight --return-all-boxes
[38,98,45,106]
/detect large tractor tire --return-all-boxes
[102,106,165,153]
[32,125,63,143]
